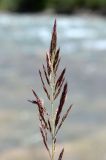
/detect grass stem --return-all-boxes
[50,70,55,160]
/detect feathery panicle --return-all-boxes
[29,20,73,160]
[58,148,64,160]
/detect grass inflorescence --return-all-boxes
[29,20,72,160]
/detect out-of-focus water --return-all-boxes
[0,13,106,159]
[0,14,106,55]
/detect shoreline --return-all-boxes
[0,9,106,18]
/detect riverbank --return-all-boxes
[0,0,106,15]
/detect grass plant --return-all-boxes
[29,20,72,160]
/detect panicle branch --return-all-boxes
[58,148,64,160]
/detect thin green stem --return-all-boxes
[50,69,55,160]
[51,100,55,160]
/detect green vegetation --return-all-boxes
[0,0,48,12]
[0,0,106,14]
[53,0,106,14]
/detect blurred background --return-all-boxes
[0,0,106,160]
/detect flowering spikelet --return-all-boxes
[55,68,66,91]
[43,64,50,85]
[54,77,65,100]
[56,104,72,135]
[58,148,64,160]
[50,19,57,58]
[48,119,52,133]
[39,70,50,100]
[46,53,52,75]
[55,83,68,127]
[54,57,61,74]
[53,48,60,71]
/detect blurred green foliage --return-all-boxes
[85,0,101,10]
[53,0,106,13]
[53,0,77,13]
[0,0,48,12]
[0,0,106,13]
